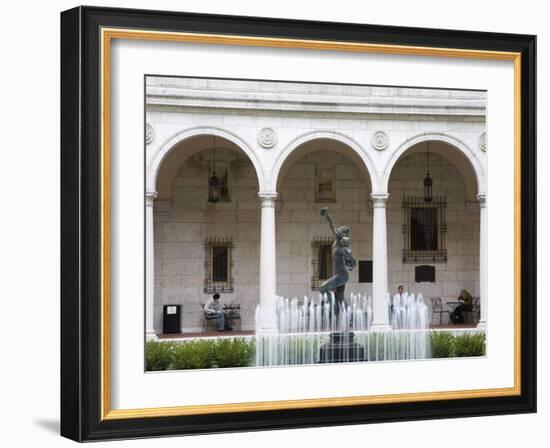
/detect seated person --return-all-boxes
[450,289,473,324]
[203,293,231,331]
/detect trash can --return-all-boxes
[163,305,181,334]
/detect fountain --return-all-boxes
[254,208,431,367]
[255,291,430,366]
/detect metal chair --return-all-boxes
[200,304,220,332]
[429,297,450,324]
[464,296,480,324]
[224,304,242,332]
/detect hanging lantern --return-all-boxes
[208,136,220,203]
[423,172,433,203]
[208,173,220,203]
[423,141,433,203]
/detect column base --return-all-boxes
[476,321,487,332]
[257,307,278,333]
[256,327,279,337]
[370,324,392,332]
[146,331,158,341]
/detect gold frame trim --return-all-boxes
[100,28,522,421]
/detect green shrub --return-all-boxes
[429,331,486,358]
[430,332,456,358]
[214,338,254,368]
[172,340,217,370]
[146,338,256,371]
[145,341,174,371]
[454,332,486,357]
[146,332,486,371]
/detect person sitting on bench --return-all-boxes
[450,289,473,324]
[203,293,231,331]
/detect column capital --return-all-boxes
[258,191,277,207]
[146,190,158,207]
[477,193,487,207]
[371,193,389,207]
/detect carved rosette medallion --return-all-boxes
[258,127,277,149]
[479,132,487,152]
[371,130,389,151]
[145,123,154,145]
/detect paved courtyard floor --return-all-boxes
[157,323,478,340]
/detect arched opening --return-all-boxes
[274,138,374,300]
[154,134,262,200]
[386,140,481,325]
[152,135,261,333]
[383,134,484,199]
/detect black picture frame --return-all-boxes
[61,5,536,442]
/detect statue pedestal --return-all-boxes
[318,332,367,363]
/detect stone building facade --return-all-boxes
[145,76,487,335]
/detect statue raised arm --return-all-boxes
[320,207,337,238]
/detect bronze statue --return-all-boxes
[319,207,357,315]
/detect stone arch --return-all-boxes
[271,131,378,193]
[147,126,265,197]
[382,133,485,200]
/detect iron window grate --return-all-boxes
[402,196,447,263]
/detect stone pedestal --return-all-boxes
[318,332,367,363]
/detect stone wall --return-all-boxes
[153,150,261,332]
[276,149,373,300]
[153,149,480,333]
[275,150,480,310]
[387,152,480,304]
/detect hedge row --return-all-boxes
[146,331,486,370]
[430,332,486,358]
[146,337,255,371]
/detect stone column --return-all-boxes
[146,191,158,340]
[371,193,391,329]
[477,193,487,330]
[258,192,278,332]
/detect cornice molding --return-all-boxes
[145,104,486,122]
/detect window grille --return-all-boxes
[402,197,447,262]
[204,237,234,293]
[311,237,334,290]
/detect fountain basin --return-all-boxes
[318,332,367,363]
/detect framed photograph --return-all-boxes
[60,6,536,442]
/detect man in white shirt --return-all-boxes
[203,293,230,331]
[394,285,405,307]
[391,285,405,324]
